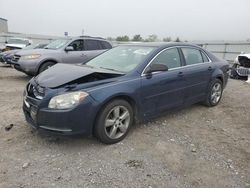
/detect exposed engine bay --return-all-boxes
[230,55,250,80]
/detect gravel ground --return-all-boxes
[0,65,249,188]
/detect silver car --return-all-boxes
[11,36,112,76]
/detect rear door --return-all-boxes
[180,47,214,104]
[83,40,107,63]
[140,47,186,115]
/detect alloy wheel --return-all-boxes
[104,105,130,139]
[211,83,222,104]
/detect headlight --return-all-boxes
[22,54,41,60]
[234,56,240,65]
[48,91,88,109]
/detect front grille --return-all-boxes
[236,68,250,76]
[27,83,45,99]
[12,54,21,62]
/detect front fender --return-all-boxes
[88,76,142,116]
[36,58,59,73]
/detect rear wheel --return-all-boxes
[38,61,56,74]
[94,99,133,144]
[203,79,223,107]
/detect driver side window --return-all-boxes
[151,48,181,69]
[68,40,84,51]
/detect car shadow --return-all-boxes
[132,103,206,130]
[34,130,104,148]
[9,75,32,82]
[27,103,206,148]
[0,73,32,82]
[0,64,11,68]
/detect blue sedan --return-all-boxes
[23,43,229,144]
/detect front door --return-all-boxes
[61,39,88,64]
[140,47,186,116]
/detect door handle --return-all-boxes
[208,66,212,71]
[178,71,184,77]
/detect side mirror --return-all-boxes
[65,46,74,52]
[145,64,168,74]
[5,41,8,44]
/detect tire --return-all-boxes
[203,79,223,107]
[94,99,134,144]
[38,61,56,74]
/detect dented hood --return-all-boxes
[35,63,121,88]
[6,44,26,49]
[238,54,250,59]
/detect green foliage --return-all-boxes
[175,37,181,42]
[163,37,172,42]
[132,34,143,41]
[144,34,158,42]
[116,35,130,41]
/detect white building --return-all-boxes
[0,18,8,33]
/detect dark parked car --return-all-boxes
[0,43,48,65]
[11,36,112,76]
[23,43,229,144]
[230,54,250,80]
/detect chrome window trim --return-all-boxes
[141,46,212,76]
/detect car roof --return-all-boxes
[118,42,201,48]
[67,36,108,41]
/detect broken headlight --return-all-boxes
[48,91,88,109]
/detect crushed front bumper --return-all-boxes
[22,86,98,136]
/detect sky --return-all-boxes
[0,0,250,41]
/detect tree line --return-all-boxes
[107,34,185,42]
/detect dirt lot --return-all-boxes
[0,65,249,188]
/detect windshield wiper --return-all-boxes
[80,64,95,68]
[99,67,125,73]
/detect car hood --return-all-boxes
[6,44,26,49]
[238,54,250,59]
[1,50,19,56]
[35,63,123,88]
[16,49,59,56]
[237,54,250,68]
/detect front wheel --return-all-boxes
[38,61,56,74]
[203,79,223,107]
[94,99,133,144]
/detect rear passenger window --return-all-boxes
[84,40,101,50]
[201,51,209,62]
[182,48,203,65]
[100,41,112,49]
[151,48,181,69]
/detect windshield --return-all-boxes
[23,44,37,50]
[45,39,70,50]
[23,43,47,50]
[86,46,155,73]
[7,38,29,45]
